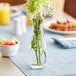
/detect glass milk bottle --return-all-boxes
[0,3,10,25]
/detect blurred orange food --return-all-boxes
[49,20,76,31]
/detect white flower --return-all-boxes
[24,0,55,19]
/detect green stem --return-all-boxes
[31,14,46,65]
[35,15,41,65]
[35,50,39,64]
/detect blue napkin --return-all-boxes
[52,38,76,49]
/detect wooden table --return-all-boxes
[0,0,27,6]
[0,57,25,76]
[0,9,76,76]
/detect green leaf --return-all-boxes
[24,0,54,18]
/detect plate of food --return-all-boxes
[43,20,76,34]
[10,7,22,18]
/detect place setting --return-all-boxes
[43,19,76,34]
[0,0,76,76]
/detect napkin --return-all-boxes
[52,38,76,49]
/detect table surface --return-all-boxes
[0,9,76,76]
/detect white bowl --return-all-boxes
[0,42,19,57]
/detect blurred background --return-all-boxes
[0,0,76,18]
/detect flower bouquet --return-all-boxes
[24,0,55,69]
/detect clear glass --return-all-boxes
[27,14,33,25]
[30,15,46,69]
[0,3,10,25]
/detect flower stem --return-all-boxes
[31,14,45,65]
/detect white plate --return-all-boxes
[10,7,22,18]
[43,20,76,34]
